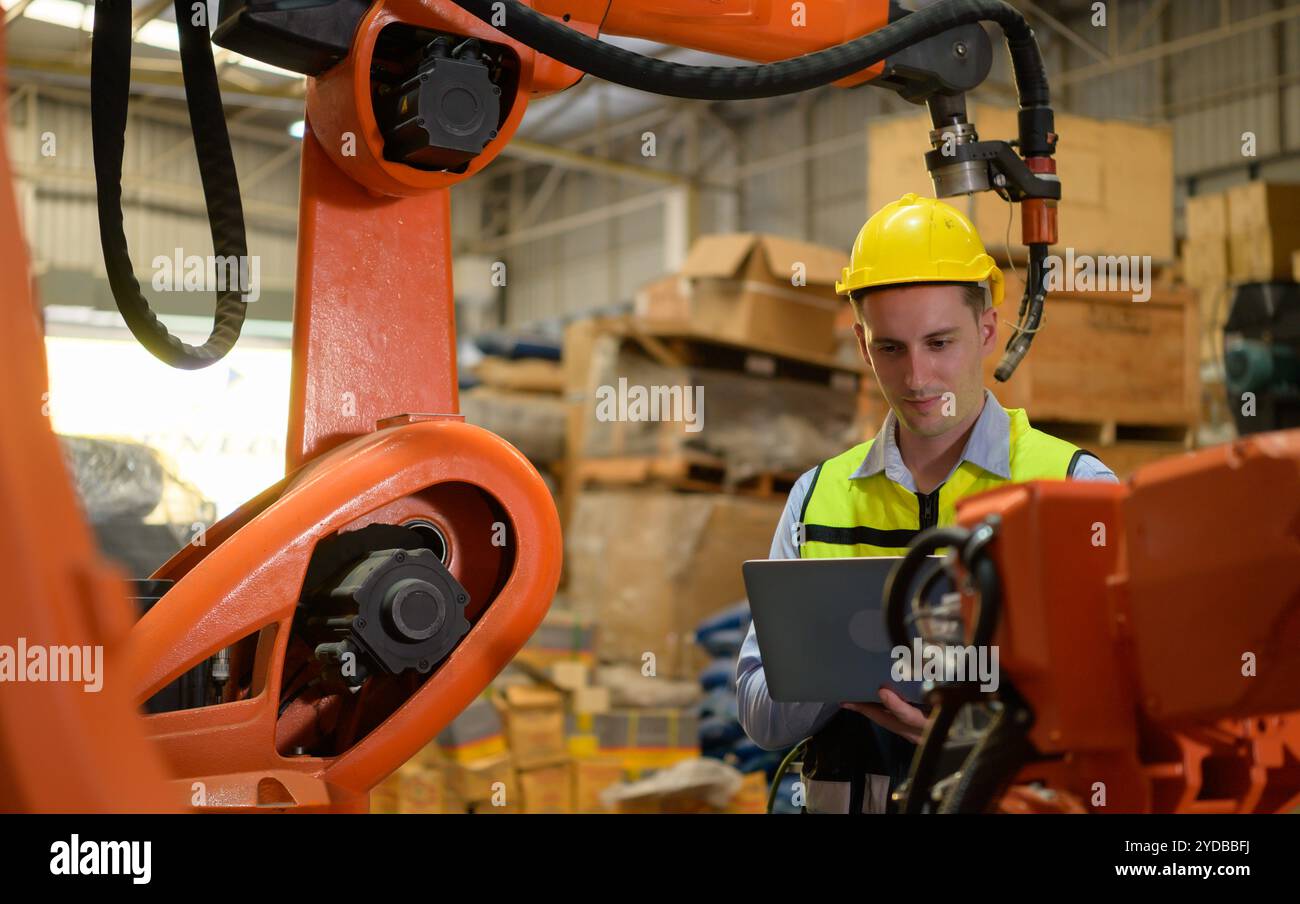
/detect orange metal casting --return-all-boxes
[952,432,1300,813]
[0,25,174,813]
[128,417,560,811]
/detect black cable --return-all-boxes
[995,242,1049,381]
[91,0,248,369]
[883,526,970,649]
[448,0,1048,103]
[938,686,1036,813]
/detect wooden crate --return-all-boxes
[983,269,1200,428]
[868,103,1175,264]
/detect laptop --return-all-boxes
[742,556,952,705]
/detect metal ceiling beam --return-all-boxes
[504,136,687,186]
[7,81,301,148]
[470,188,670,252]
[1057,3,1300,86]
[1120,0,1169,53]
[131,0,174,34]
[240,142,303,190]
[14,162,298,226]
[7,54,306,101]
[1017,0,1108,64]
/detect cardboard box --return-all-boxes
[565,489,784,678]
[372,763,458,814]
[443,753,516,804]
[517,759,574,814]
[1185,192,1228,241]
[591,707,701,776]
[1181,237,1228,289]
[574,758,626,813]
[371,770,404,814]
[636,275,692,322]
[572,684,611,715]
[868,104,1175,262]
[550,660,589,692]
[1226,182,1300,282]
[399,764,449,814]
[495,685,569,768]
[436,695,507,764]
[635,233,847,358]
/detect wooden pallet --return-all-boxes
[566,315,864,390]
[1033,419,1196,449]
[572,453,802,500]
[560,316,862,525]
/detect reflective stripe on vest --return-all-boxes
[799,407,1083,558]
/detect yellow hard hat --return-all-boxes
[836,193,1004,308]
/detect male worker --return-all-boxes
[736,193,1118,814]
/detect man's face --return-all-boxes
[853,284,998,438]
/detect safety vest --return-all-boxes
[797,406,1085,813]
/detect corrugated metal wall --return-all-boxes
[10,92,300,295]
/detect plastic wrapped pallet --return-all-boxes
[59,436,165,523]
[578,354,863,481]
[460,386,566,465]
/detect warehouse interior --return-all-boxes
[4,0,1300,815]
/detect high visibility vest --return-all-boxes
[799,407,1085,558]
[796,406,1086,813]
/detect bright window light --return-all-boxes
[136,18,180,52]
[25,0,87,29]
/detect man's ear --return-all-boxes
[853,319,871,366]
[978,305,999,356]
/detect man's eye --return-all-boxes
[929,340,950,350]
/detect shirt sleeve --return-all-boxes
[1070,453,1120,483]
[735,467,841,751]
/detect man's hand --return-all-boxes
[841,687,928,743]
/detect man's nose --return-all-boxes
[905,349,932,391]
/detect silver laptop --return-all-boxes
[742,556,951,705]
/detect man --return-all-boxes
[735,193,1118,814]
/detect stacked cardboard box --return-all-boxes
[1182,192,1232,365]
[492,684,575,813]
[371,749,463,814]
[635,233,849,361]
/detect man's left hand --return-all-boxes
[840,687,928,744]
